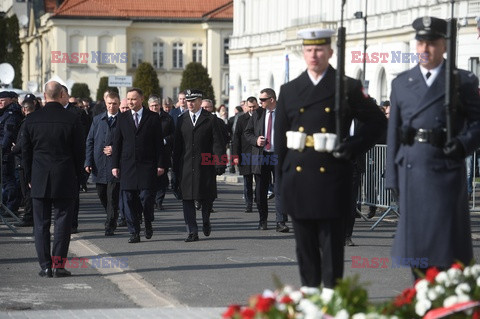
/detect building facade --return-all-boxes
[20,0,232,104]
[228,0,480,114]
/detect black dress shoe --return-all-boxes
[128,233,140,243]
[145,222,153,239]
[71,227,78,234]
[203,223,211,237]
[258,221,267,230]
[117,220,127,227]
[345,237,355,246]
[105,229,114,236]
[54,268,72,277]
[39,268,53,278]
[194,200,202,210]
[15,220,34,227]
[244,207,253,213]
[184,233,199,242]
[276,222,289,233]
[367,206,377,219]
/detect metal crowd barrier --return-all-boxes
[359,145,479,230]
[467,151,479,212]
[358,144,399,230]
[0,148,21,233]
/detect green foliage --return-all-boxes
[180,62,216,106]
[70,83,91,99]
[133,62,161,104]
[0,15,23,88]
[96,76,119,101]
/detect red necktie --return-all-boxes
[265,111,272,150]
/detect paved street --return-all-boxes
[1,177,479,318]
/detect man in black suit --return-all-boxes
[147,95,174,211]
[244,88,288,232]
[112,88,165,244]
[274,29,387,288]
[23,80,85,277]
[172,89,226,242]
[62,86,90,233]
[232,96,259,213]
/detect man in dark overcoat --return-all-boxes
[172,89,226,242]
[232,96,259,213]
[386,17,480,275]
[274,29,387,288]
[85,91,121,236]
[23,80,85,277]
[112,88,165,244]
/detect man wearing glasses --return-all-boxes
[244,88,288,232]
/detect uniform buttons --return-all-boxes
[321,127,327,133]
[325,107,331,113]
[299,108,305,113]
[296,166,302,172]
[319,167,326,173]
[407,164,412,169]
[298,126,304,133]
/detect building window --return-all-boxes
[223,38,229,65]
[131,41,144,68]
[173,87,180,100]
[153,42,164,69]
[223,73,229,95]
[173,42,183,68]
[192,43,203,63]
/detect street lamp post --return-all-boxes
[354,0,368,88]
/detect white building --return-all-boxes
[228,0,480,114]
[19,0,233,103]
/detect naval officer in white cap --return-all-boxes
[274,28,387,288]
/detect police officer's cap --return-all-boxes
[412,16,447,41]
[24,93,36,103]
[0,91,9,98]
[8,91,18,99]
[185,89,203,101]
[297,28,335,46]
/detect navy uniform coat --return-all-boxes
[172,109,225,201]
[112,108,165,190]
[233,112,254,175]
[385,62,480,267]
[85,112,118,184]
[22,102,85,199]
[275,66,387,220]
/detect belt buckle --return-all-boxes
[305,135,314,148]
[415,128,429,143]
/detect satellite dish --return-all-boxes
[19,15,28,28]
[27,81,38,93]
[0,63,15,85]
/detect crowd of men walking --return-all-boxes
[2,15,479,291]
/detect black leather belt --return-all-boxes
[399,127,446,147]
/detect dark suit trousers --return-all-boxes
[254,153,275,222]
[32,198,74,270]
[96,182,120,230]
[18,168,33,222]
[122,189,155,234]
[155,173,169,206]
[72,178,80,229]
[243,174,254,207]
[345,169,362,238]
[182,199,212,234]
[292,218,345,288]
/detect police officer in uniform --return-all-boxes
[386,17,480,275]
[274,29,387,288]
